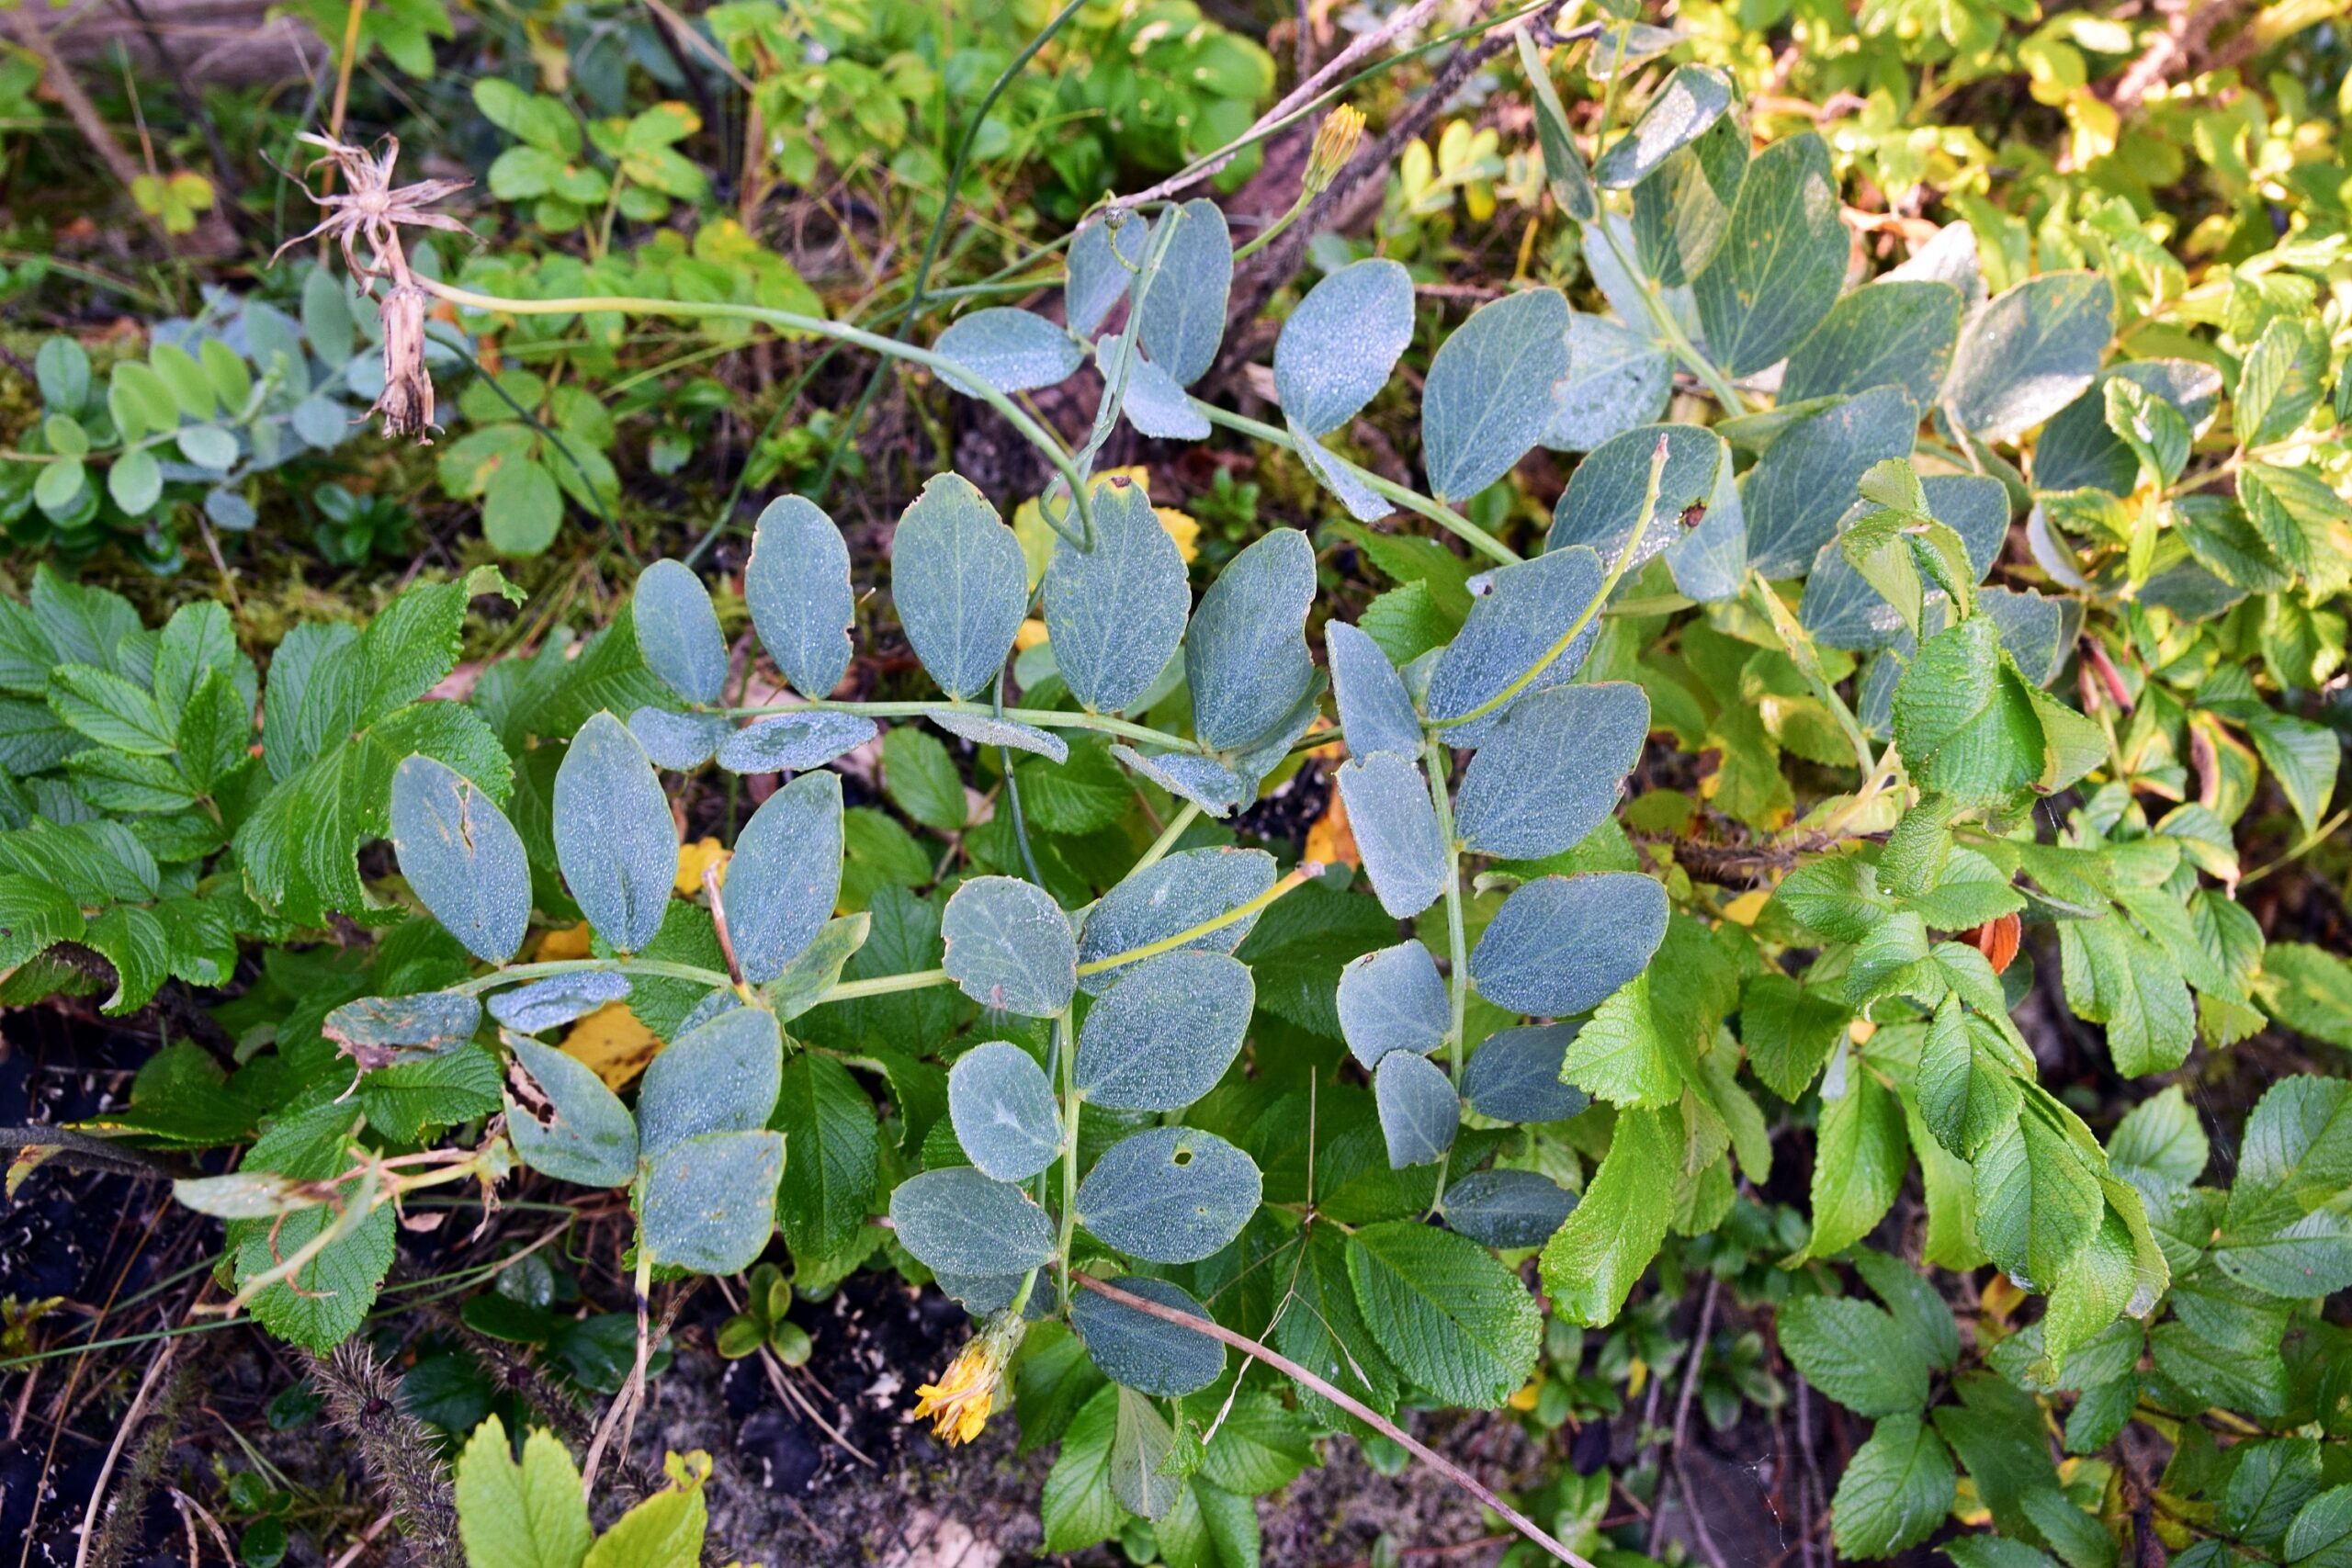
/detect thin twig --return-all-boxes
[1073,1273,1591,1568]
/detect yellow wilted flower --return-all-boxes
[911,1308,1027,1446]
[1306,105,1366,197]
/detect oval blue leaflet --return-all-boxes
[723,770,843,984]
[1137,199,1232,388]
[1336,750,1448,919]
[1328,621,1422,762]
[390,752,530,964]
[487,972,632,1034]
[1336,941,1450,1067]
[1045,475,1190,716]
[1443,1168,1578,1248]
[552,713,677,954]
[893,474,1030,701]
[1469,872,1669,1018]
[1075,1125,1262,1265]
[942,874,1077,1018]
[1453,682,1650,862]
[1420,288,1571,502]
[934,307,1083,396]
[1075,950,1254,1111]
[1273,258,1415,436]
[1186,527,1317,754]
[634,1004,782,1156]
[1462,1024,1594,1123]
[1070,1277,1226,1397]
[505,1035,639,1190]
[890,1166,1057,1277]
[745,495,854,701]
[1077,847,1277,994]
[948,1040,1063,1182]
[631,559,728,705]
[1374,1050,1460,1169]
[716,710,877,774]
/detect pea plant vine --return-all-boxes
[10,12,2350,1568]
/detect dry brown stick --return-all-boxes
[1220,4,1550,372]
[1648,1275,1726,1565]
[1072,1273,1591,1568]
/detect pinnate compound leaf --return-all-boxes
[1075,951,1252,1111]
[631,560,728,705]
[942,874,1077,1017]
[1542,1105,1677,1325]
[1832,1415,1957,1558]
[1420,288,1571,502]
[639,1128,784,1274]
[933,307,1081,395]
[1374,1051,1460,1168]
[1273,258,1415,435]
[391,753,531,964]
[454,1416,593,1568]
[745,497,854,700]
[1138,200,1232,387]
[1186,528,1317,753]
[1336,941,1449,1067]
[1802,1070,1910,1259]
[1453,682,1647,860]
[1076,1126,1261,1264]
[716,710,876,774]
[1070,1278,1224,1397]
[1335,751,1448,919]
[1779,1295,1932,1416]
[1944,272,2116,444]
[723,770,843,983]
[1469,872,1668,1018]
[1044,475,1190,716]
[892,474,1029,701]
[554,712,676,953]
[948,1040,1062,1182]
[1347,1220,1539,1407]
[1442,1168,1577,1248]
[506,1036,639,1188]
[1690,131,1848,377]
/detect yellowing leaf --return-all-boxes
[674,836,729,895]
[1015,617,1051,651]
[562,1000,663,1089]
[536,921,594,960]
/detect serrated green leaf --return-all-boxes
[1348,1220,1539,1407]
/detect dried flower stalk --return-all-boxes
[274,131,470,443]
